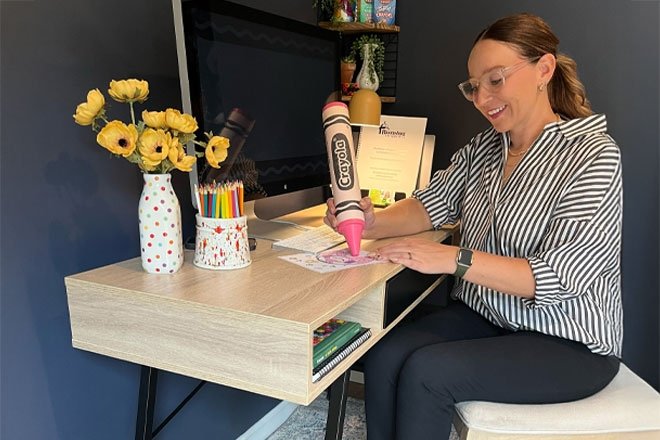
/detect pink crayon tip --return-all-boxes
[337,219,364,256]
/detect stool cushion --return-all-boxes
[454,364,660,435]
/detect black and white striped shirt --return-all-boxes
[414,114,623,356]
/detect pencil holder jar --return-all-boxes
[193,214,251,270]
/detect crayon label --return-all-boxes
[331,133,356,191]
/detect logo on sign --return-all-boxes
[378,121,406,138]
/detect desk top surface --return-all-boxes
[66,205,453,328]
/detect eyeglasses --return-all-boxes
[457,57,540,102]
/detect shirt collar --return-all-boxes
[546,113,608,139]
[496,113,608,152]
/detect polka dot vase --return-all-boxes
[138,174,184,274]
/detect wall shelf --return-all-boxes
[341,95,396,103]
[318,21,400,34]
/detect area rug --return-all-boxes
[267,395,459,440]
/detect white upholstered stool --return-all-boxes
[453,363,660,440]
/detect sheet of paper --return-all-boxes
[356,115,428,198]
[279,249,382,273]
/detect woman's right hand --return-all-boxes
[323,197,376,235]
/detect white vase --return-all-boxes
[138,173,184,274]
[356,44,380,92]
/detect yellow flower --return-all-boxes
[141,110,167,129]
[138,128,171,167]
[205,136,230,168]
[168,138,197,172]
[165,108,198,134]
[73,89,105,126]
[108,79,149,103]
[74,78,230,175]
[96,120,138,157]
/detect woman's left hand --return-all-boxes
[371,237,456,274]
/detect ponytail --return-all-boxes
[549,53,592,118]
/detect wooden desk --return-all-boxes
[65,205,457,438]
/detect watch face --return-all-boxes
[458,249,473,266]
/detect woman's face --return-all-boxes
[466,39,543,134]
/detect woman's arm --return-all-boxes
[373,238,536,299]
[363,198,433,239]
[462,250,536,298]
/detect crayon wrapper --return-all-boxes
[322,103,365,225]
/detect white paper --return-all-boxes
[279,249,382,273]
[356,115,428,197]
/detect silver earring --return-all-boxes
[538,83,545,92]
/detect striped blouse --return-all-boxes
[414,114,623,356]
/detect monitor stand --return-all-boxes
[244,201,308,241]
[242,187,328,241]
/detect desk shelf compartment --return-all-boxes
[307,282,385,395]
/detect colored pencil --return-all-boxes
[195,180,244,218]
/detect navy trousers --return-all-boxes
[363,300,619,440]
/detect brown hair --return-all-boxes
[474,13,592,119]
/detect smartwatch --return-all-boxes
[454,248,473,278]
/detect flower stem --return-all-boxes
[129,102,136,125]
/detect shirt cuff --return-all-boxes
[526,256,569,308]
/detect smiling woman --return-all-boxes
[465,38,559,149]
[323,12,625,440]
[469,13,592,118]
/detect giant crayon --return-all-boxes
[322,102,364,256]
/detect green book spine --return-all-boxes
[314,320,352,353]
[313,321,362,368]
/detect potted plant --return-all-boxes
[351,34,385,89]
[340,53,357,85]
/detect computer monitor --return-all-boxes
[172,0,340,239]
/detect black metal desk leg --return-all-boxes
[325,370,350,440]
[135,366,159,440]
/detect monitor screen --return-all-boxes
[175,0,339,209]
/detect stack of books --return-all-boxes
[312,318,371,383]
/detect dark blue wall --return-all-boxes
[1,1,657,439]
[389,0,659,389]
[0,1,310,439]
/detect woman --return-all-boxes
[324,13,622,440]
